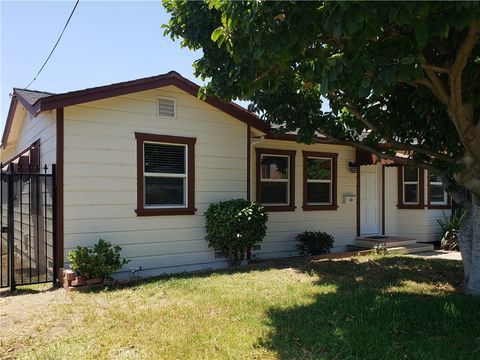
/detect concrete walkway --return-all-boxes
[407,250,462,261]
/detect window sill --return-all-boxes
[396,204,424,209]
[427,204,452,209]
[136,207,196,216]
[263,205,296,212]
[303,205,338,211]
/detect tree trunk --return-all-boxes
[459,192,480,295]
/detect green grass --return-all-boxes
[1,255,479,360]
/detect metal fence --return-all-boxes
[0,164,56,290]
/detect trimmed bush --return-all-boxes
[68,239,130,280]
[296,231,334,256]
[204,199,268,266]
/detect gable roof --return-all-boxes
[13,88,54,106]
[2,71,271,148]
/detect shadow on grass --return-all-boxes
[0,283,60,298]
[258,256,480,360]
[78,256,317,294]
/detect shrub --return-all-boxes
[204,199,268,266]
[67,239,130,280]
[437,210,465,252]
[67,246,94,279]
[296,231,334,256]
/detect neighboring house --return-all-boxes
[1,71,451,278]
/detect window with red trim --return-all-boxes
[397,166,425,209]
[302,151,338,211]
[256,148,296,212]
[135,133,196,216]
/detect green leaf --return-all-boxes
[361,77,371,88]
[216,34,226,47]
[384,65,396,85]
[400,56,415,65]
[347,14,360,33]
[333,22,342,39]
[211,27,223,42]
[415,24,429,47]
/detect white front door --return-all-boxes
[360,165,380,235]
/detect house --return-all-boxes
[1,71,451,280]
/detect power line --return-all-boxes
[25,0,80,89]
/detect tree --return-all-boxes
[163,1,480,294]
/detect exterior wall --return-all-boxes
[1,106,56,168]
[251,139,357,258]
[384,166,448,242]
[63,85,248,276]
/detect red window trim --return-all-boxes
[427,170,452,209]
[397,166,425,209]
[255,148,296,212]
[302,151,338,211]
[135,132,196,216]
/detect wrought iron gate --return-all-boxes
[0,164,56,290]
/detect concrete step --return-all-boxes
[354,236,417,248]
[386,243,435,254]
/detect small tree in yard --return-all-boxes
[164,1,480,295]
[204,199,268,266]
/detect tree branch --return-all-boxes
[438,173,472,209]
[423,68,450,105]
[448,21,480,160]
[323,133,472,207]
[321,133,438,172]
[421,64,449,74]
[412,78,434,91]
[449,21,480,116]
[253,65,279,85]
[336,96,455,164]
[450,21,480,90]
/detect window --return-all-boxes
[428,172,450,208]
[397,166,424,209]
[303,151,338,210]
[256,148,296,211]
[135,133,196,216]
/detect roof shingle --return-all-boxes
[13,88,55,106]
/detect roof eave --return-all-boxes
[33,72,271,133]
[2,72,271,148]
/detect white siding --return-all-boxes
[1,106,56,168]
[63,86,248,274]
[252,139,358,257]
[384,167,448,242]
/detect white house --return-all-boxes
[1,71,451,279]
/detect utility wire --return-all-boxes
[25,0,80,89]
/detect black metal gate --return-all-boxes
[0,164,56,290]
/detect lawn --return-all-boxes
[1,255,479,360]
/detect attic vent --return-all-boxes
[157,97,176,118]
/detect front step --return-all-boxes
[355,235,417,248]
[386,243,434,254]
[353,235,435,255]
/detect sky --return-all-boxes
[0,0,205,126]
